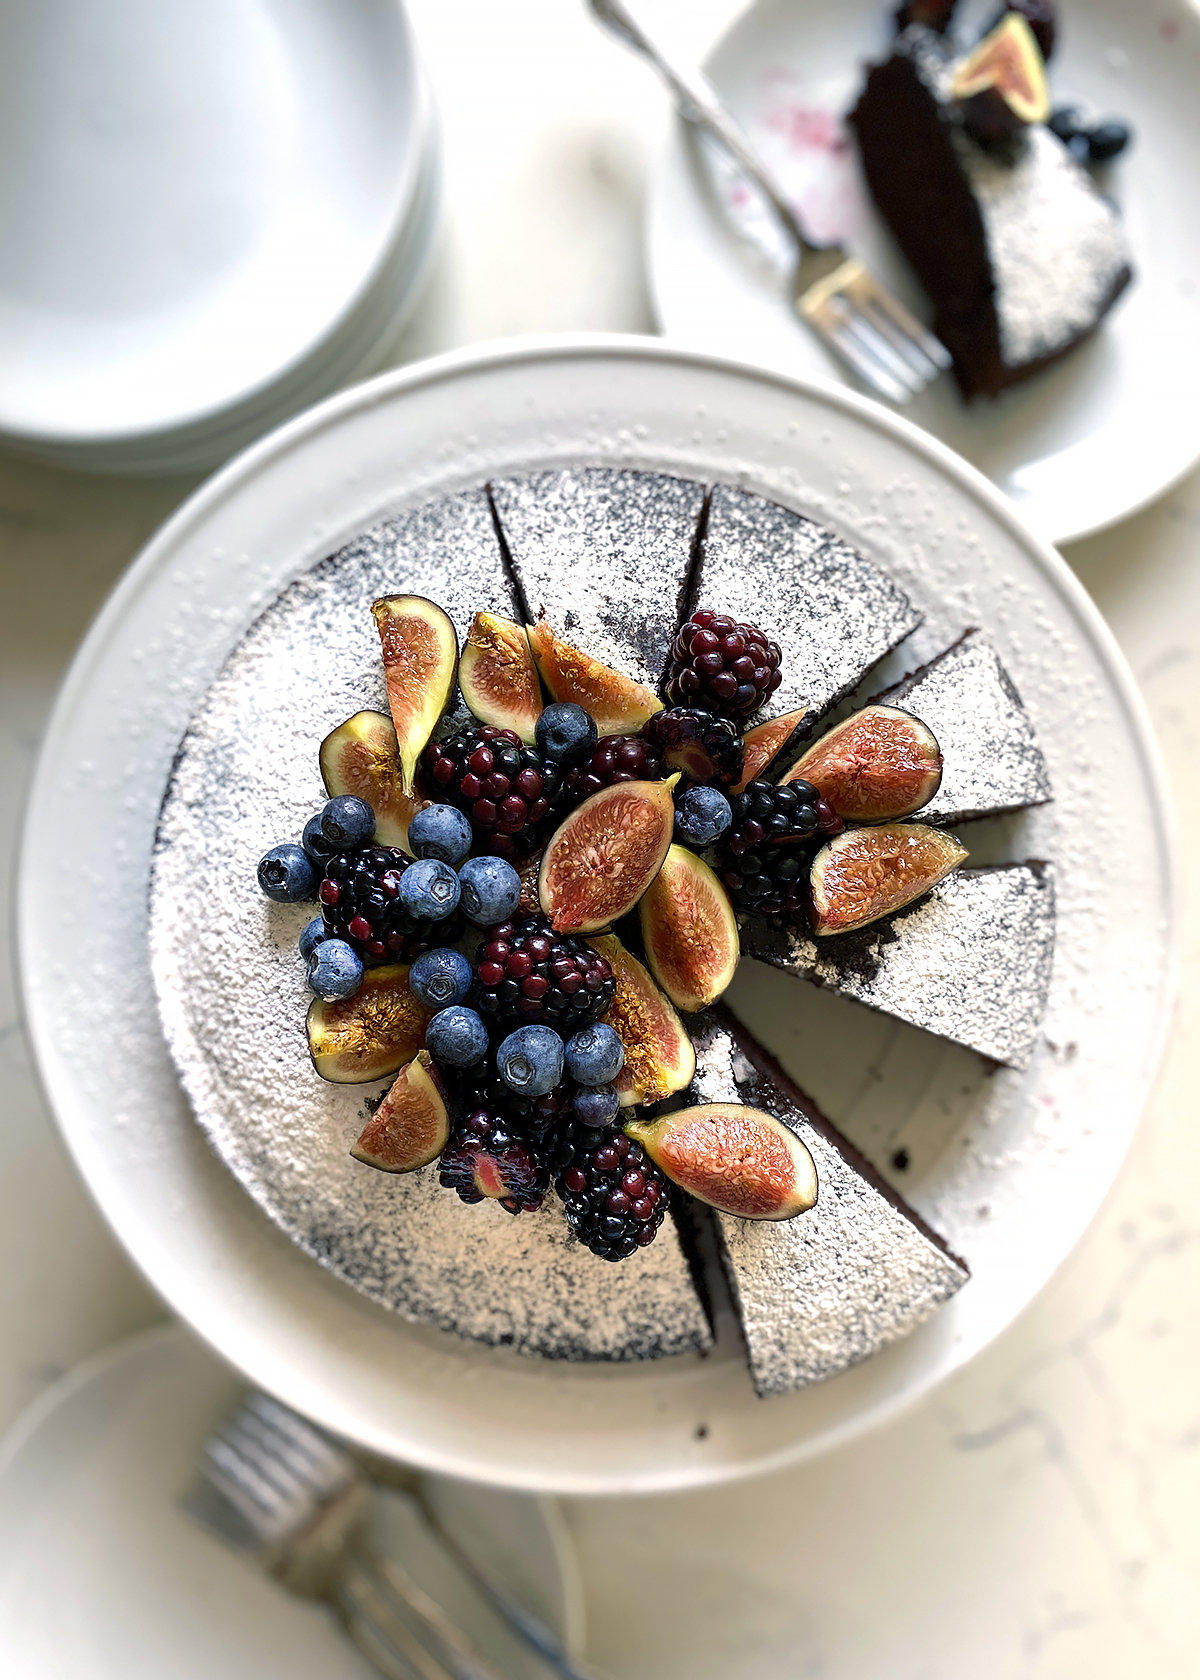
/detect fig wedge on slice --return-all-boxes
[809,823,967,937]
[351,1050,449,1171]
[371,595,458,794]
[733,709,813,794]
[625,1105,818,1220]
[539,775,678,934]
[320,710,423,853]
[639,845,739,1013]
[784,704,942,823]
[950,12,1049,124]
[527,620,662,737]
[307,964,433,1084]
[458,613,543,743]
[591,933,695,1107]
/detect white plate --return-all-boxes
[0,0,430,469]
[17,337,1176,1493]
[648,0,1200,545]
[0,1324,583,1680]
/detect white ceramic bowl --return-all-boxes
[17,337,1177,1493]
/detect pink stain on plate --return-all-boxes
[1161,17,1179,38]
[765,105,847,155]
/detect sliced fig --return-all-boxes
[320,710,423,853]
[732,709,813,794]
[307,964,433,1084]
[590,933,695,1107]
[458,613,543,743]
[639,845,739,1013]
[809,823,967,937]
[538,775,679,934]
[625,1105,818,1220]
[527,620,662,737]
[782,704,942,823]
[350,1050,449,1171]
[371,595,458,794]
[951,13,1048,126]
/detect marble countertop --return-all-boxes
[2,2,1198,1675]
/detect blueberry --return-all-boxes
[408,803,472,866]
[1048,105,1082,142]
[426,1005,490,1068]
[535,703,598,765]
[674,785,733,848]
[299,917,329,963]
[1087,120,1131,162]
[320,795,375,850]
[257,843,317,903]
[397,857,461,921]
[1067,132,1092,164]
[307,938,363,1001]
[563,1023,625,1086]
[409,947,473,1009]
[457,854,522,925]
[496,1025,565,1097]
[573,1083,620,1128]
[301,813,338,869]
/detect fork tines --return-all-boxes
[797,257,953,404]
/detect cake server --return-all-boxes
[588,0,951,403]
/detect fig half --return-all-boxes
[538,775,678,934]
[639,845,740,1013]
[458,613,543,743]
[351,1050,449,1171]
[732,708,813,793]
[950,13,1049,125]
[591,933,696,1107]
[809,823,967,937]
[320,710,423,853]
[528,620,662,737]
[371,595,458,794]
[307,963,433,1084]
[783,704,942,823]
[625,1105,818,1220]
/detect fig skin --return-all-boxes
[371,595,458,794]
[351,1050,449,1171]
[625,1105,818,1220]
[458,613,543,743]
[809,823,967,937]
[307,964,433,1084]
[590,933,696,1107]
[732,709,814,794]
[639,844,740,1013]
[538,775,679,934]
[320,710,423,853]
[950,13,1049,125]
[782,704,942,823]
[527,620,662,737]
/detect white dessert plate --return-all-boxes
[0,1323,583,1680]
[17,337,1176,1493]
[648,0,1200,545]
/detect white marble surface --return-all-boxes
[1,1,1198,1674]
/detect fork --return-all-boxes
[186,1390,591,1680]
[588,0,951,403]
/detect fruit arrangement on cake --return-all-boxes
[152,467,1056,1398]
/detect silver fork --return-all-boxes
[186,1390,591,1680]
[588,0,952,403]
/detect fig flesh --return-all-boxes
[320,710,423,853]
[783,704,942,823]
[351,1050,449,1171]
[625,1105,818,1220]
[590,933,695,1107]
[307,963,433,1083]
[527,620,662,737]
[538,775,679,934]
[951,13,1048,125]
[732,709,813,794]
[458,613,543,743]
[809,823,967,937]
[371,595,458,794]
[639,845,740,1013]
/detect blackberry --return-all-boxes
[422,727,563,860]
[472,916,616,1029]
[438,1109,549,1214]
[455,1064,574,1136]
[318,846,463,964]
[715,778,843,927]
[663,610,782,722]
[551,1123,671,1260]
[641,707,744,789]
[563,733,664,804]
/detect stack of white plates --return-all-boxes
[0,0,439,476]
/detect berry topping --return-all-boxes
[320,794,376,851]
[425,1005,491,1069]
[397,857,461,921]
[455,1063,574,1135]
[408,947,473,1010]
[408,803,473,866]
[663,610,782,722]
[301,813,339,869]
[641,707,745,789]
[535,702,599,766]
[319,846,464,965]
[496,1024,566,1098]
[550,1123,671,1260]
[422,726,563,860]
[306,938,364,1002]
[716,780,842,926]
[457,855,523,926]
[1086,119,1131,162]
[674,785,733,848]
[563,1023,625,1087]
[257,843,318,904]
[572,1083,620,1128]
[298,917,329,963]
[562,733,664,804]
[438,1110,549,1214]
[471,916,616,1029]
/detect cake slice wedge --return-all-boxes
[683,1006,969,1398]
